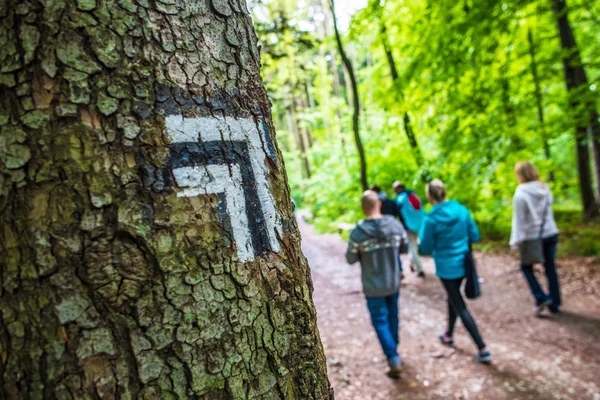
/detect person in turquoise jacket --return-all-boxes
[393,182,425,277]
[419,179,491,363]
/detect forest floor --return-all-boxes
[297,213,600,400]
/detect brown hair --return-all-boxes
[426,179,446,204]
[515,162,540,183]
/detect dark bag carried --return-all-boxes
[519,193,549,265]
[464,244,480,299]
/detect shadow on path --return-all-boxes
[551,310,600,337]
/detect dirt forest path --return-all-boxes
[297,214,600,400]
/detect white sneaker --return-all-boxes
[534,299,552,317]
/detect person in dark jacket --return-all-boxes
[371,185,404,278]
[346,190,407,378]
[419,180,491,363]
[370,185,400,218]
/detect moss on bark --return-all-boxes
[0,0,332,398]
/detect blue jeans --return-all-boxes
[365,292,401,367]
[521,234,561,311]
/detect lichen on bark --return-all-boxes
[0,0,332,399]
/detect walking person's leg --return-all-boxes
[406,231,415,270]
[407,231,425,276]
[542,235,561,312]
[521,264,551,312]
[398,255,404,280]
[439,293,458,346]
[386,292,400,345]
[441,278,490,362]
[447,295,458,336]
[365,296,401,368]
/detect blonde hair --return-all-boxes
[515,162,540,183]
[426,179,446,204]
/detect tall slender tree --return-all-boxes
[376,1,425,167]
[0,0,332,398]
[329,0,368,190]
[527,28,552,166]
[553,0,600,220]
[290,92,312,178]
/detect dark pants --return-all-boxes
[521,234,561,311]
[365,292,401,367]
[441,277,486,350]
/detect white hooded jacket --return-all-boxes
[509,181,559,247]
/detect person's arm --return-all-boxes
[467,210,481,244]
[509,194,526,248]
[395,193,405,212]
[396,195,407,226]
[393,219,408,253]
[345,230,360,264]
[418,217,435,255]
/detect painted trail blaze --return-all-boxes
[165,115,282,262]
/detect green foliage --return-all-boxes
[252,0,600,255]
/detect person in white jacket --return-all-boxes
[510,162,561,316]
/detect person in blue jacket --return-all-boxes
[419,179,491,363]
[392,181,425,277]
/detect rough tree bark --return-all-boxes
[553,0,600,220]
[0,0,332,398]
[329,0,368,191]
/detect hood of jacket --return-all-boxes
[427,200,465,225]
[358,215,400,239]
[516,181,550,203]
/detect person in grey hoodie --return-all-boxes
[346,190,407,379]
[510,162,561,316]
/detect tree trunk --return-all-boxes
[589,114,600,203]
[305,80,316,111]
[553,0,599,220]
[500,67,517,129]
[377,5,425,167]
[0,1,331,399]
[342,62,354,108]
[330,0,368,190]
[290,94,311,179]
[379,17,399,82]
[403,112,425,166]
[298,93,314,148]
[286,110,306,180]
[527,28,553,181]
